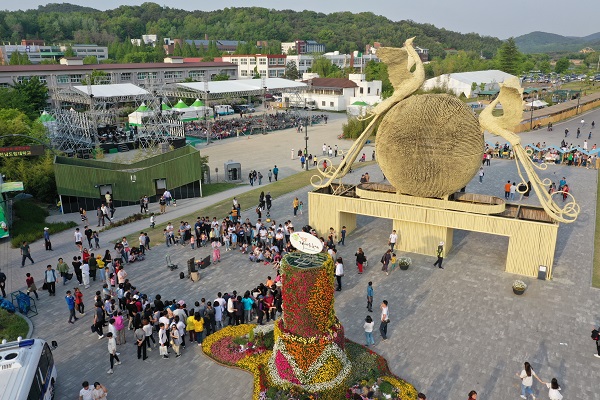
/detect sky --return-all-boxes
[5,0,600,39]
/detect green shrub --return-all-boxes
[0,309,29,341]
[342,117,380,139]
[10,200,77,248]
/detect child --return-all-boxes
[93,231,100,249]
[25,273,39,300]
[298,201,304,215]
[231,230,237,249]
[389,253,397,273]
[224,232,231,252]
[190,235,195,250]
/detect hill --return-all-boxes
[515,31,600,53]
[0,3,502,59]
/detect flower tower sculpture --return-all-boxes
[268,251,351,396]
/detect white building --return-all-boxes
[285,73,381,112]
[0,42,107,64]
[219,54,286,79]
[286,53,381,76]
[422,70,516,98]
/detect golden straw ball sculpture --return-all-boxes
[375,94,483,198]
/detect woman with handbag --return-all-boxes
[25,273,39,300]
[170,324,182,358]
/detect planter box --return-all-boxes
[399,264,410,270]
[513,288,525,295]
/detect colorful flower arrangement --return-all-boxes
[201,253,417,400]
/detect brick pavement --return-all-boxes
[2,108,600,399]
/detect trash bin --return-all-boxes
[537,265,547,280]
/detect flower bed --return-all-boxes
[202,324,417,400]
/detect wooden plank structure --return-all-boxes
[308,183,559,278]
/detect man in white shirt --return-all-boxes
[334,259,344,291]
[388,230,398,252]
[74,228,83,252]
[380,300,389,340]
[79,381,94,400]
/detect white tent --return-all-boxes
[525,100,548,109]
[72,83,149,98]
[128,103,154,126]
[422,70,516,98]
[176,77,307,95]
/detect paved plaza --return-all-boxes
[2,107,600,399]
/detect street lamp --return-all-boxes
[529,97,534,130]
[205,90,211,145]
[263,86,267,135]
[304,102,309,171]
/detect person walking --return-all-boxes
[57,258,71,285]
[478,167,484,183]
[25,273,39,300]
[364,315,375,346]
[379,300,389,340]
[20,241,34,267]
[106,332,121,374]
[504,180,511,199]
[339,226,346,246]
[0,268,6,298]
[381,249,391,276]
[44,265,57,296]
[293,197,299,216]
[79,381,93,400]
[366,281,374,312]
[516,361,543,399]
[268,169,272,183]
[334,257,344,291]
[388,230,398,252]
[91,382,108,400]
[542,378,562,400]
[74,228,83,252]
[65,290,78,324]
[74,287,84,315]
[43,227,52,251]
[593,325,600,358]
[273,165,279,181]
[510,182,517,200]
[433,241,445,269]
[355,248,367,274]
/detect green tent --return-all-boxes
[38,111,56,123]
[135,103,150,112]
[161,102,172,111]
[351,101,369,106]
[172,99,189,109]
[191,99,205,108]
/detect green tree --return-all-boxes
[364,60,393,98]
[284,61,299,80]
[212,73,229,81]
[8,51,32,65]
[63,46,76,57]
[312,56,336,78]
[554,57,571,74]
[83,55,98,64]
[11,77,48,118]
[494,37,522,75]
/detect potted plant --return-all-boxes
[378,380,394,399]
[233,336,249,351]
[398,257,412,271]
[512,280,527,295]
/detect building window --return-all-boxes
[259,70,267,77]
[269,58,277,65]
[172,71,182,79]
[137,72,147,80]
[38,76,47,84]
[249,58,256,65]
[299,60,305,66]
[57,75,69,84]
[241,70,248,77]
[121,73,132,81]
[231,58,238,64]
[268,70,277,77]
[240,58,247,65]
[322,101,326,106]
[164,71,173,79]
[330,102,334,107]
[360,88,363,94]
[70,74,82,83]
[259,58,267,65]
[189,70,205,80]
[0,83,10,88]
[278,58,285,65]
[368,87,371,94]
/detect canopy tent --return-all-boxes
[38,111,56,123]
[176,77,307,97]
[161,102,172,111]
[351,101,369,106]
[172,99,190,110]
[128,102,155,126]
[72,83,149,99]
[170,99,214,121]
[525,100,548,109]
[191,99,205,108]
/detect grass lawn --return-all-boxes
[201,182,240,197]
[10,201,77,248]
[0,309,29,341]
[593,175,600,288]
[143,162,376,247]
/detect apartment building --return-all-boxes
[0,60,238,89]
[0,40,108,64]
[219,54,287,79]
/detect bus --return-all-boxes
[0,338,58,400]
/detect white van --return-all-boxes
[214,105,234,116]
